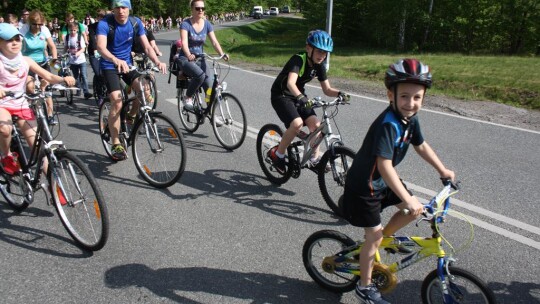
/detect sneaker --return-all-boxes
[1,152,20,175]
[111,144,127,161]
[355,284,390,304]
[267,146,286,175]
[84,92,93,99]
[55,185,68,206]
[213,117,224,127]
[47,116,58,125]
[183,97,194,111]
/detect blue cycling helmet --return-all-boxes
[306,30,333,53]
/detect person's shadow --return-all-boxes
[105,263,343,303]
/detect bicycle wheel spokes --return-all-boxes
[211,92,247,150]
[318,146,356,216]
[255,124,292,185]
[177,88,200,133]
[132,113,186,188]
[302,230,359,293]
[98,99,115,159]
[50,151,109,251]
[1,173,31,211]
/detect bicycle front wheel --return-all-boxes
[132,113,186,188]
[302,230,359,293]
[421,266,496,304]
[211,92,247,150]
[256,124,292,185]
[49,150,109,251]
[317,146,356,216]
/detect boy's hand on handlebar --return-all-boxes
[296,94,313,109]
[439,168,456,183]
[404,197,424,217]
[338,91,351,102]
[222,53,229,61]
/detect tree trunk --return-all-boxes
[398,7,407,50]
[422,0,434,50]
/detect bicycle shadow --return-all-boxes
[182,136,233,154]
[0,203,93,258]
[163,169,346,226]
[104,263,343,303]
[489,281,540,303]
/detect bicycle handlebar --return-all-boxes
[3,84,77,102]
[402,178,460,220]
[297,95,350,109]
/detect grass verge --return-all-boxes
[216,18,539,110]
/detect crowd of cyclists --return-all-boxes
[0,0,460,303]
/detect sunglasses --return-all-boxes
[32,23,44,26]
[194,7,205,12]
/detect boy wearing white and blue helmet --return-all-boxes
[268,30,350,174]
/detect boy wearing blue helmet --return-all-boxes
[268,30,350,174]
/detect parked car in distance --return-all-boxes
[282,6,290,13]
[252,6,263,19]
[269,7,279,15]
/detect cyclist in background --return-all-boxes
[96,0,166,161]
[340,59,455,304]
[177,0,228,111]
[64,22,92,99]
[268,30,350,174]
[60,13,88,46]
[20,10,59,125]
[0,23,75,175]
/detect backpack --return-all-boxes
[168,39,182,76]
[105,14,139,49]
[295,52,307,78]
[61,22,85,43]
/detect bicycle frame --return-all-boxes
[324,182,458,290]
[289,98,346,168]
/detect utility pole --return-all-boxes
[324,0,333,71]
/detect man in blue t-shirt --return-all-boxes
[96,0,166,161]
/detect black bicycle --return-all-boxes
[0,85,109,251]
[98,65,186,188]
[175,53,247,150]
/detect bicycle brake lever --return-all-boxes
[415,212,430,227]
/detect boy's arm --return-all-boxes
[414,142,455,181]
[286,72,302,97]
[320,79,340,97]
[377,156,424,216]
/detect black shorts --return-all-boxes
[271,95,316,128]
[340,181,412,228]
[102,69,140,94]
[28,61,50,78]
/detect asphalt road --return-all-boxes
[0,18,539,304]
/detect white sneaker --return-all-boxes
[213,117,224,127]
[183,97,194,110]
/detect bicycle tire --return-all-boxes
[98,98,114,159]
[0,173,31,212]
[421,266,496,304]
[177,87,202,133]
[145,75,158,110]
[302,230,359,293]
[211,92,247,150]
[132,113,186,188]
[93,74,107,107]
[317,146,356,216]
[255,124,293,185]
[48,150,109,251]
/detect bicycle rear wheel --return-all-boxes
[132,113,186,188]
[98,98,114,159]
[177,87,202,133]
[211,92,247,150]
[421,266,496,304]
[302,230,359,293]
[0,173,31,212]
[317,146,356,216]
[48,150,109,251]
[256,124,292,185]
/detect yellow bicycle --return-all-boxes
[302,179,496,303]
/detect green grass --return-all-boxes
[216,18,540,110]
